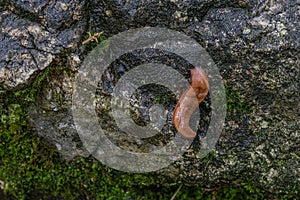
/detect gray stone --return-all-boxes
[0,0,84,89]
[1,0,299,196]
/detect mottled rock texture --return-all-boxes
[0,0,84,89]
[1,0,299,197]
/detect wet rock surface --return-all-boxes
[1,0,299,196]
[0,0,84,89]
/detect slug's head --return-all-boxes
[190,67,209,90]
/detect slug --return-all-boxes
[173,67,209,139]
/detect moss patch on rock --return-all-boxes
[0,68,295,199]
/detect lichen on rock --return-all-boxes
[0,0,299,198]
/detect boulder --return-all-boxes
[1,0,299,196]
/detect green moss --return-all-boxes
[1,85,294,199]
[0,61,295,199]
[225,87,253,115]
[0,87,168,199]
[154,92,175,105]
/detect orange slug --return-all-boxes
[173,67,209,139]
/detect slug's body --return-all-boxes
[173,67,209,139]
